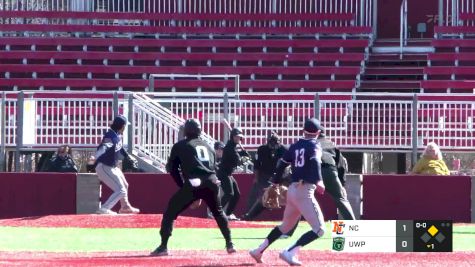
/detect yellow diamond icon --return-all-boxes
[428,225,439,236]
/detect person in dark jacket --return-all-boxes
[150,119,235,256]
[217,128,250,220]
[243,131,287,220]
[45,145,78,173]
[317,132,355,220]
[95,115,140,215]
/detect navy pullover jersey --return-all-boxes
[281,138,323,184]
[95,129,128,167]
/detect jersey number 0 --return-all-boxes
[294,148,305,167]
[195,146,210,162]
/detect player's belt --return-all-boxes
[292,180,315,185]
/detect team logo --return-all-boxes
[332,237,345,251]
[332,221,345,235]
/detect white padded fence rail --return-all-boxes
[2,91,475,153]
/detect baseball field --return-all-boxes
[0,214,473,266]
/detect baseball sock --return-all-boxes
[257,226,282,253]
[160,233,170,249]
[287,230,319,255]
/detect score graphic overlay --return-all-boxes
[331,220,452,252]
[413,220,452,252]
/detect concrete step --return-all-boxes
[373,38,432,47]
[371,46,434,54]
[369,53,427,62]
[359,80,421,91]
[364,67,424,76]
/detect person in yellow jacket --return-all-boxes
[412,142,450,175]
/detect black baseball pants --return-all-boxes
[160,179,231,243]
[244,178,272,220]
[219,175,241,216]
[322,166,355,220]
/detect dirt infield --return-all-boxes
[0,250,474,267]
[0,214,273,228]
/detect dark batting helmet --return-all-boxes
[267,131,280,146]
[111,115,129,131]
[183,118,201,138]
[303,118,324,135]
[230,128,244,138]
[214,141,225,150]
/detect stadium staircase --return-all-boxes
[359,39,431,93]
[131,93,218,172]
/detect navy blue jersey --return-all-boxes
[95,129,128,167]
[281,138,323,184]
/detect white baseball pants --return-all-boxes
[278,182,325,235]
[96,163,130,210]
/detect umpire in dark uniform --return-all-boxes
[217,127,249,220]
[318,131,355,220]
[243,131,287,220]
[151,119,235,256]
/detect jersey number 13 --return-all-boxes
[294,148,305,167]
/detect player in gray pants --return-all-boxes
[249,118,326,266]
[95,115,140,215]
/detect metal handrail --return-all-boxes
[400,0,408,59]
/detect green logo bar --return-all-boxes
[332,237,346,252]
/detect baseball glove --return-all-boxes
[262,184,288,209]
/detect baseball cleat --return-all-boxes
[226,242,236,254]
[150,246,168,256]
[96,208,117,215]
[249,249,263,263]
[227,214,240,221]
[279,250,302,266]
[119,206,140,214]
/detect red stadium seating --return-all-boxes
[0,10,371,36]
[0,37,370,50]
[0,37,368,92]
[0,9,370,92]
[0,50,364,62]
[423,38,475,92]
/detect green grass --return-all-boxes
[0,223,473,252]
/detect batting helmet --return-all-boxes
[230,128,244,138]
[184,119,202,138]
[214,141,225,150]
[303,118,323,135]
[111,115,129,131]
[267,131,280,147]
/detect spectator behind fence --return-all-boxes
[412,142,450,175]
[45,145,78,173]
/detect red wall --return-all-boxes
[1,173,471,222]
[0,173,76,219]
[377,0,438,38]
[363,175,472,222]
[104,173,338,221]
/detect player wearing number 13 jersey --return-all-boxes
[249,118,326,266]
[151,119,235,256]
